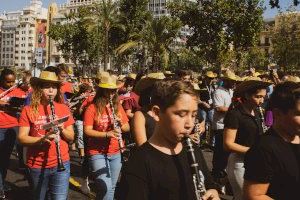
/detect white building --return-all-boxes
[0,11,22,67]
[0,0,47,69]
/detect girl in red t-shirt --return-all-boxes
[18,71,75,200]
[83,73,129,200]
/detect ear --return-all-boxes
[151,105,161,122]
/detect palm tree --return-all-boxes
[116,16,182,71]
[83,0,119,71]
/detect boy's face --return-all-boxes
[157,94,198,145]
[280,100,300,136]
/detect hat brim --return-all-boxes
[134,78,159,95]
[235,80,271,97]
[98,83,119,89]
[30,77,62,86]
[206,74,217,78]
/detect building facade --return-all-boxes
[0,0,47,69]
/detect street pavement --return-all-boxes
[5,148,230,200]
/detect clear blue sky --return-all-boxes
[0,0,299,19]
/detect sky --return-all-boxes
[0,0,299,19]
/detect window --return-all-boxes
[265,37,270,45]
[10,54,13,58]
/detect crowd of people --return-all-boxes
[0,64,299,200]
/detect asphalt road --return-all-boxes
[5,148,230,200]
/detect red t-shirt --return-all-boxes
[0,87,27,128]
[120,92,141,111]
[61,81,73,94]
[19,102,75,168]
[83,103,129,156]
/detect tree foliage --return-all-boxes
[168,0,264,70]
[271,12,300,71]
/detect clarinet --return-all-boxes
[109,97,125,163]
[258,106,268,134]
[49,96,66,171]
[183,136,206,200]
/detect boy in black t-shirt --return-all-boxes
[117,80,220,200]
[244,82,300,200]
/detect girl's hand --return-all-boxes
[107,129,121,139]
[39,131,56,145]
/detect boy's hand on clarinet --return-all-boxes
[202,189,220,200]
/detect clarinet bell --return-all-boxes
[57,162,66,172]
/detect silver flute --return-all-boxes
[109,97,125,162]
[49,96,65,171]
[258,106,268,134]
[183,136,206,200]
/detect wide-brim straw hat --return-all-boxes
[126,73,137,80]
[98,73,119,89]
[282,75,300,83]
[134,72,166,94]
[206,71,217,78]
[235,76,271,97]
[30,71,62,86]
[222,70,238,81]
[164,71,174,75]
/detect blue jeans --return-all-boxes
[29,161,70,200]
[74,120,84,149]
[89,153,122,200]
[0,127,18,191]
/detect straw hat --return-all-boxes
[164,71,174,75]
[97,71,110,80]
[134,72,166,94]
[192,83,200,91]
[30,71,61,86]
[235,76,271,97]
[282,75,300,83]
[205,71,217,78]
[98,73,119,89]
[222,70,238,81]
[127,73,137,80]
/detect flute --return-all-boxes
[0,80,22,99]
[183,136,206,200]
[109,97,125,163]
[49,96,65,171]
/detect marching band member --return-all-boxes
[223,77,270,200]
[83,73,129,200]
[244,81,300,200]
[118,80,220,200]
[18,71,75,200]
[132,73,165,146]
[0,68,25,199]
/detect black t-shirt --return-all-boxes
[117,142,217,200]
[244,128,300,200]
[224,105,263,147]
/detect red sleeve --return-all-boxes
[19,106,30,127]
[83,104,96,126]
[118,104,129,126]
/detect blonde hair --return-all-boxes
[30,83,64,119]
